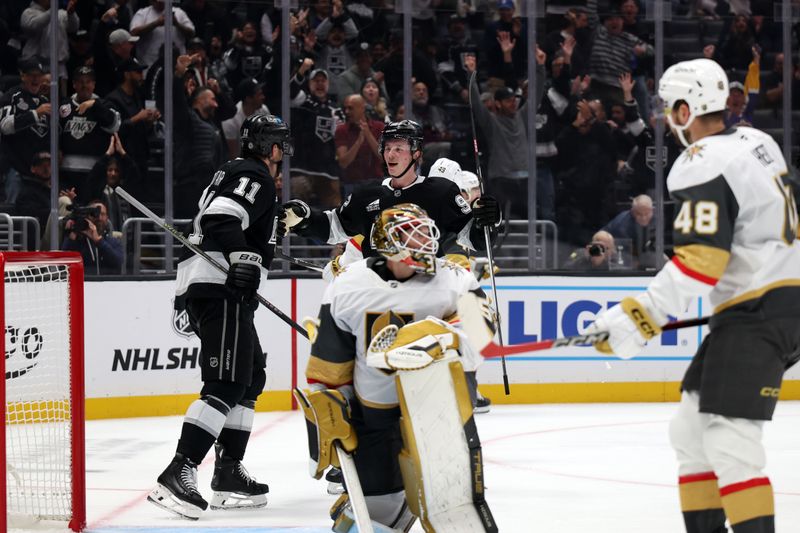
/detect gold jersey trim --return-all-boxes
[674,244,730,281]
[714,279,800,314]
[306,355,355,386]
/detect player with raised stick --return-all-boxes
[147,112,292,519]
[295,203,498,532]
[588,58,800,533]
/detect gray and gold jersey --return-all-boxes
[647,126,800,318]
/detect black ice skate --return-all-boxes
[474,393,492,414]
[147,453,208,520]
[210,444,269,510]
[326,467,345,495]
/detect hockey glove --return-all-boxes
[471,195,501,228]
[366,317,460,371]
[586,295,667,359]
[277,199,311,237]
[226,251,262,302]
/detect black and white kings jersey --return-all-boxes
[300,175,483,255]
[175,157,278,307]
[646,126,800,320]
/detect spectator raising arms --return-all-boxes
[334,94,384,197]
[130,0,195,71]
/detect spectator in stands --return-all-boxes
[94,29,139,97]
[0,18,20,81]
[361,77,389,122]
[66,29,93,86]
[20,0,80,95]
[181,0,231,47]
[290,65,343,209]
[620,0,654,120]
[555,99,618,246]
[588,6,652,106]
[222,78,270,158]
[315,16,358,99]
[334,94,384,197]
[542,7,591,77]
[87,133,138,232]
[374,29,438,104]
[105,58,158,183]
[60,66,121,197]
[172,55,231,217]
[1,58,51,205]
[184,37,211,87]
[15,151,52,230]
[465,51,546,220]
[483,0,527,88]
[130,0,195,71]
[602,194,655,268]
[223,20,273,90]
[725,59,760,127]
[337,43,386,106]
[713,14,754,72]
[563,230,616,271]
[411,81,451,170]
[206,34,229,87]
[62,198,123,275]
[437,14,478,104]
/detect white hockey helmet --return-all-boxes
[428,158,462,184]
[457,170,480,192]
[371,203,441,275]
[658,58,729,147]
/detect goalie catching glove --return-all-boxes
[587,295,668,359]
[277,199,311,237]
[366,317,461,371]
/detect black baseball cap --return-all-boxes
[19,57,45,74]
[118,58,147,72]
[73,65,95,79]
[235,78,264,101]
[494,87,515,101]
[187,37,206,51]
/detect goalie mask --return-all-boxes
[371,204,440,275]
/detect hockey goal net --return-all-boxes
[1,252,85,532]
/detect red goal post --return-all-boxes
[1,252,86,532]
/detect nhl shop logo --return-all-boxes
[172,308,196,339]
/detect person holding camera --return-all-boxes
[564,230,616,271]
[61,199,123,275]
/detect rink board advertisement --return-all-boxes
[82,276,800,419]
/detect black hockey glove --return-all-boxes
[276,199,311,237]
[471,195,501,228]
[226,251,262,302]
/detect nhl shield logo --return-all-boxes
[172,308,195,338]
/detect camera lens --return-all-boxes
[588,243,605,257]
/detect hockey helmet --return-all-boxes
[428,158,462,184]
[240,112,294,158]
[379,120,424,155]
[658,58,729,147]
[370,203,441,275]
[457,170,480,192]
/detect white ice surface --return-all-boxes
[27,402,800,532]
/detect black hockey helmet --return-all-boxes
[379,120,424,155]
[240,112,294,158]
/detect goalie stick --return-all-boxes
[114,186,309,339]
[479,316,710,358]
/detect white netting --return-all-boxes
[5,263,73,522]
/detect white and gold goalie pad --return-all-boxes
[293,387,358,480]
[367,318,498,533]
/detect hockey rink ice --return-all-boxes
[73,401,800,533]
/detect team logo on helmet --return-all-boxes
[371,203,441,275]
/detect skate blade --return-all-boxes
[210,491,268,510]
[147,484,204,520]
[327,481,345,495]
[473,405,491,414]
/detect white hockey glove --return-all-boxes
[586,295,668,359]
[366,317,460,371]
[277,199,311,236]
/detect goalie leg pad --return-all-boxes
[293,388,358,479]
[396,359,498,532]
[330,493,416,533]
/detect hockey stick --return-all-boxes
[115,186,309,339]
[468,71,511,395]
[480,316,710,358]
[274,250,324,273]
[335,447,375,533]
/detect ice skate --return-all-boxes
[326,466,345,495]
[148,453,208,520]
[210,444,269,510]
[474,392,492,414]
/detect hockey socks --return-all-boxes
[176,396,230,463]
[720,478,775,533]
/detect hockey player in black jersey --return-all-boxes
[148,112,292,520]
[277,119,501,255]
